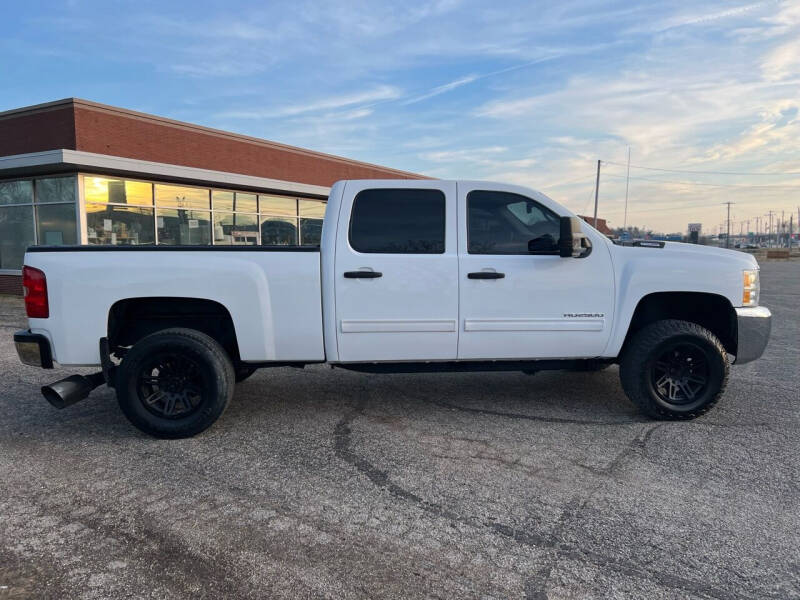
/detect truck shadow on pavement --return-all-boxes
[7,365,671,441]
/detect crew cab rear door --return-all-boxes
[334,181,458,362]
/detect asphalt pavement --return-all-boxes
[0,260,798,599]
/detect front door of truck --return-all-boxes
[334,181,458,362]
[457,183,614,360]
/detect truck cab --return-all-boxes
[323,179,613,363]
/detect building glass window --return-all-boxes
[157,208,211,245]
[78,174,325,251]
[298,199,326,218]
[298,199,325,246]
[0,180,33,205]
[212,190,235,211]
[0,205,35,269]
[36,203,77,245]
[0,180,35,269]
[236,193,258,213]
[300,218,322,246]
[213,212,258,245]
[155,184,210,209]
[36,176,76,204]
[259,195,297,216]
[86,203,155,245]
[260,195,298,245]
[260,217,298,245]
[85,177,153,206]
[0,177,79,269]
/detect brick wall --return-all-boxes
[0,99,426,187]
[72,104,424,187]
[0,105,76,157]
[0,275,22,296]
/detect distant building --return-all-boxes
[577,214,613,236]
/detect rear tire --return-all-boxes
[116,328,235,438]
[620,319,728,420]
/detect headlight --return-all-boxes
[742,269,760,306]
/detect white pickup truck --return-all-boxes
[14,179,771,438]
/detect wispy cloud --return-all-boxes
[218,86,402,119]
[627,2,767,34]
[403,75,478,104]
[761,38,800,81]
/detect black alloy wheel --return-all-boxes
[649,342,710,406]
[137,353,205,419]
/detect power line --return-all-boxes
[539,174,597,189]
[603,202,724,214]
[601,160,800,177]
[602,172,800,189]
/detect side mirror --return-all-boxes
[559,216,591,258]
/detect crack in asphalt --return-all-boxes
[333,390,772,600]
[426,396,650,426]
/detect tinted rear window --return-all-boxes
[349,188,445,254]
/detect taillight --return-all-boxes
[22,266,49,318]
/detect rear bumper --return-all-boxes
[734,306,771,365]
[14,330,53,369]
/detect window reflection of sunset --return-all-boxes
[79,174,326,247]
[155,184,210,209]
[84,177,153,206]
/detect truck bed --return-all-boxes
[24,246,325,366]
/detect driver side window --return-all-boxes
[467,190,560,255]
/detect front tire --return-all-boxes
[620,319,729,420]
[116,328,235,438]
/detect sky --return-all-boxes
[2,0,800,234]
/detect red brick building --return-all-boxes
[0,98,425,294]
[577,214,613,236]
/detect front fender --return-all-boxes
[603,246,748,357]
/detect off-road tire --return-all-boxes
[620,319,729,420]
[116,328,235,438]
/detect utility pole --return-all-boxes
[623,147,630,230]
[781,210,785,247]
[593,159,601,228]
[766,211,775,248]
[723,202,733,248]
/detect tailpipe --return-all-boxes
[41,372,106,409]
